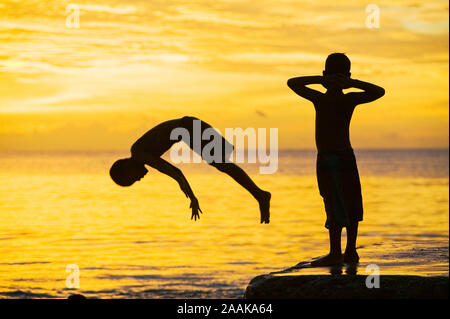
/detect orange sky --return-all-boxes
[0,0,448,151]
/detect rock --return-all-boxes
[244,274,449,299]
[68,294,87,299]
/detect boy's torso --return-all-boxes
[314,92,356,152]
[131,117,189,157]
[130,117,227,158]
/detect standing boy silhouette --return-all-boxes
[287,53,385,266]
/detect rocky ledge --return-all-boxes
[244,274,449,299]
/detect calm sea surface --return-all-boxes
[0,149,448,298]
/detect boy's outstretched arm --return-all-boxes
[287,76,323,102]
[141,156,203,220]
[341,76,385,105]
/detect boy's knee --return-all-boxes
[210,162,231,173]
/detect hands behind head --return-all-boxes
[190,197,203,221]
[322,74,353,90]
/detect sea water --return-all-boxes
[0,149,448,298]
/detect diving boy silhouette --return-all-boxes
[287,53,385,266]
[109,116,271,223]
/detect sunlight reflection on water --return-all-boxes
[0,150,448,298]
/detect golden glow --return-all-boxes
[0,2,448,299]
[0,153,448,298]
[0,0,448,150]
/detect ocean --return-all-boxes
[0,149,448,298]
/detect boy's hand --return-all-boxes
[321,74,339,88]
[190,197,203,221]
[335,74,354,89]
[322,74,348,90]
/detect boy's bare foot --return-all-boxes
[258,191,271,224]
[310,253,344,267]
[343,250,359,263]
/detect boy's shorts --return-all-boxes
[316,149,363,229]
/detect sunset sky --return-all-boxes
[0,0,448,151]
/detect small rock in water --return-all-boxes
[244,274,449,299]
[68,294,87,299]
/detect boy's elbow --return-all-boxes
[287,78,293,88]
[370,87,385,100]
[287,78,298,90]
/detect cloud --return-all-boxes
[402,20,449,35]
[0,0,448,149]
[77,4,137,15]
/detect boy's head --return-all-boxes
[323,53,351,77]
[110,157,148,187]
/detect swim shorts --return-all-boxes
[316,149,363,229]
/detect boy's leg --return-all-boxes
[344,221,359,263]
[182,117,270,223]
[211,162,271,223]
[330,225,343,255]
[311,225,344,267]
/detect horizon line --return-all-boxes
[0,147,448,154]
